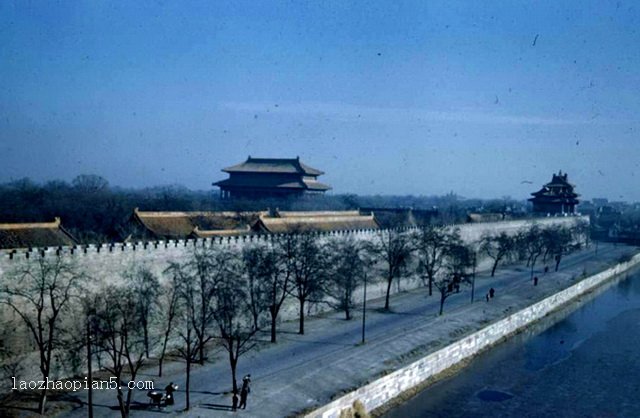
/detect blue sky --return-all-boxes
[1,1,639,200]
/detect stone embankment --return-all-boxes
[306,250,640,418]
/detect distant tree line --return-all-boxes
[0,175,532,244]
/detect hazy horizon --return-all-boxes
[2,1,639,201]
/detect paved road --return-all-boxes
[53,242,632,418]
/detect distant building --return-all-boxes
[359,207,438,228]
[129,208,377,239]
[529,171,580,215]
[251,210,379,234]
[213,156,331,199]
[0,218,77,250]
[129,209,260,240]
[466,213,511,223]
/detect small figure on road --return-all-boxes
[165,382,178,406]
[242,374,251,391]
[232,389,239,411]
[486,293,490,302]
[544,266,549,274]
[489,288,495,298]
[534,276,538,286]
[239,386,249,410]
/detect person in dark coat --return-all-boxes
[534,276,539,286]
[164,382,177,406]
[242,374,251,391]
[489,287,495,298]
[239,386,248,409]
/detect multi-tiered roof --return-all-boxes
[529,171,580,214]
[213,156,331,199]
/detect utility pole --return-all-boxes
[470,252,477,303]
[361,271,367,344]
[86,313,93,418]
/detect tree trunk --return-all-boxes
[270,307,276,343]
[555,255,562,271]
[384,276,393,310]
[439,293,446,316]
[143,322,149,358]
[298,298,305,335]
[116,382,126,418]
[428,275,433,296]
[198,343,205,365]
[125,380,134,417]
[252,312,260,331]
[185,357,191,410]
[491,258,499,277]
[159,330,171,377]
[38,389,47,415]
[230,342,238,395]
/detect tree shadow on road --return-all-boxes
[200,402,234,411]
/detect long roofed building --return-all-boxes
[130,209,261,240]
[529,171,580,215]
[251,210,379,234]
[213,156,331,199]
[0,218,77,250]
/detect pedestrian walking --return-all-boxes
[239,386,248,410]
[486,293,490,302]
[489,287,495,298]
[534,276,538,286]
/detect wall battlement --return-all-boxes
[0,227,389,260]
[0,216,586,262]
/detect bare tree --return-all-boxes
[275,232,325,335]
[374,229,414,310]
[158,269,181,377]
[480,231,516,277]
[183,247,225,364]
[242,246,270,329]
[71,174,109,194]
[126,266,160,358]
[169,262,202,411]
[243,243,285,341]
[324,237,367,320]
[0,256,85,415]
[0,312,28,396]
[93,286,146,418]
[414,226,452,296]
[517,225,545,278]
[542,226,574,271]
[574,218,591,248]
[211,249,260,395]
[435,240,473,315]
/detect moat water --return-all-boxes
[385,269,640,418]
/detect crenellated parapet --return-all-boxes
[0,216,587,262]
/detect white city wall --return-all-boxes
[0,217,585,322]
[306,239,640,418]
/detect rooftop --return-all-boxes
[132,209,264,239]
[0,218,77,250]
[252,213,379,234]
[222,156,324,176]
